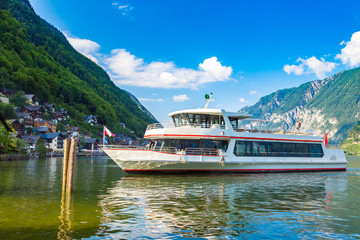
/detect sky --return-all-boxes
[29,0,360,123]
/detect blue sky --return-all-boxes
[29,0,360,123]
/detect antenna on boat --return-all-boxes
[204,93,215,109]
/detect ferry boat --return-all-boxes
[103,97,347,174]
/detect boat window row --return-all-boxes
[233,140,324,158]
[172,113,225,129]
[229,117,267,132]
[149,139,229,155]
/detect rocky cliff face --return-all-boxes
[239,68,360,143]
[267,80,328,129]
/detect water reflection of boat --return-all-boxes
[103,96,347,173]
[97,173,336,238]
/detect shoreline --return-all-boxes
[0,154,30,161]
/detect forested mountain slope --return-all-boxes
[0,0,155,136]
[341,121,360,155]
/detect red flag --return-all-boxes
[324,133,328,148]
[104,126,115,137]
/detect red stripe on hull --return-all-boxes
[124,168,346,174]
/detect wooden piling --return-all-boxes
[58,137,77,239]
[62,137,77,195]
[66,137,77,194]
[62,138,70,195]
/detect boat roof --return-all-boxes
[168,108,253,118]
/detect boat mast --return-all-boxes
[204,93,215,109]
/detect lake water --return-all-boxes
[0,156,360,239]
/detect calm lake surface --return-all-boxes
[0,156,360,239]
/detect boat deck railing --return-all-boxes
[146,122,226,130]
[184,147,219,156]
[153,146,178,154]
[146,123,313,135]
[102,145,145,150]
[146,123,164,130]
[153,146,220,156]
[175,123,226,129]
[233,127,314,136]
[102,145,220,156]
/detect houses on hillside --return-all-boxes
[2,89,140,155]
[84,115,97,125]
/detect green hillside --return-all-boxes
[240,69,360,144]
[0,0,155,136]
[341,121,360,155]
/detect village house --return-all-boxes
[19,105,44,119]
[114,133,125,144]
[84,115,97,125]
[21,135,41,151]
[0,88,14,96]
[17,112,35,127]
[51,112,66,125]
[118,136,133,145]
[0,96,9,104]
[36,126,52,134]
[40,132,60,151]
[67,126,80,137]
[43,103,55,112]
[83,137,98,151]
[59,109,69,118]
[24,94,39,105]
[57,132,70,149]
[34,120,56,133]
[83,132,93,138]
[139,138,150,147]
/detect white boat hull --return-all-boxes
[103,148,347,173]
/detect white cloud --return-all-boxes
[112,2,133,15]
[198,57,233,80]
[239,98,247,103]
[249,90,257,95]
[303,57,336,79]
[336,31,360,67]
[283,63,304,75]
[283,56,336,79]
[103,49,233,89]
[65,34,100,63]
[65,34,234,89]
[138,98,164,102]
[173,94,190,102]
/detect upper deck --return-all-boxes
[145,108,321,142]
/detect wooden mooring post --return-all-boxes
[62,137,77,195]
[58,137,77,240]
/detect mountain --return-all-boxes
[341,121,360,155]
[124,91,158,123]
[239,68,360,143]
[0,0,155,136]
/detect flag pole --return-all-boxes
[103,125,105,148]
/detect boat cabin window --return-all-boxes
[229,116,262,131]
[172,113,225,128]
[229,117,239,130]
[233,140,324,158]
[149,140,164,151]
[150,139,229,153]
